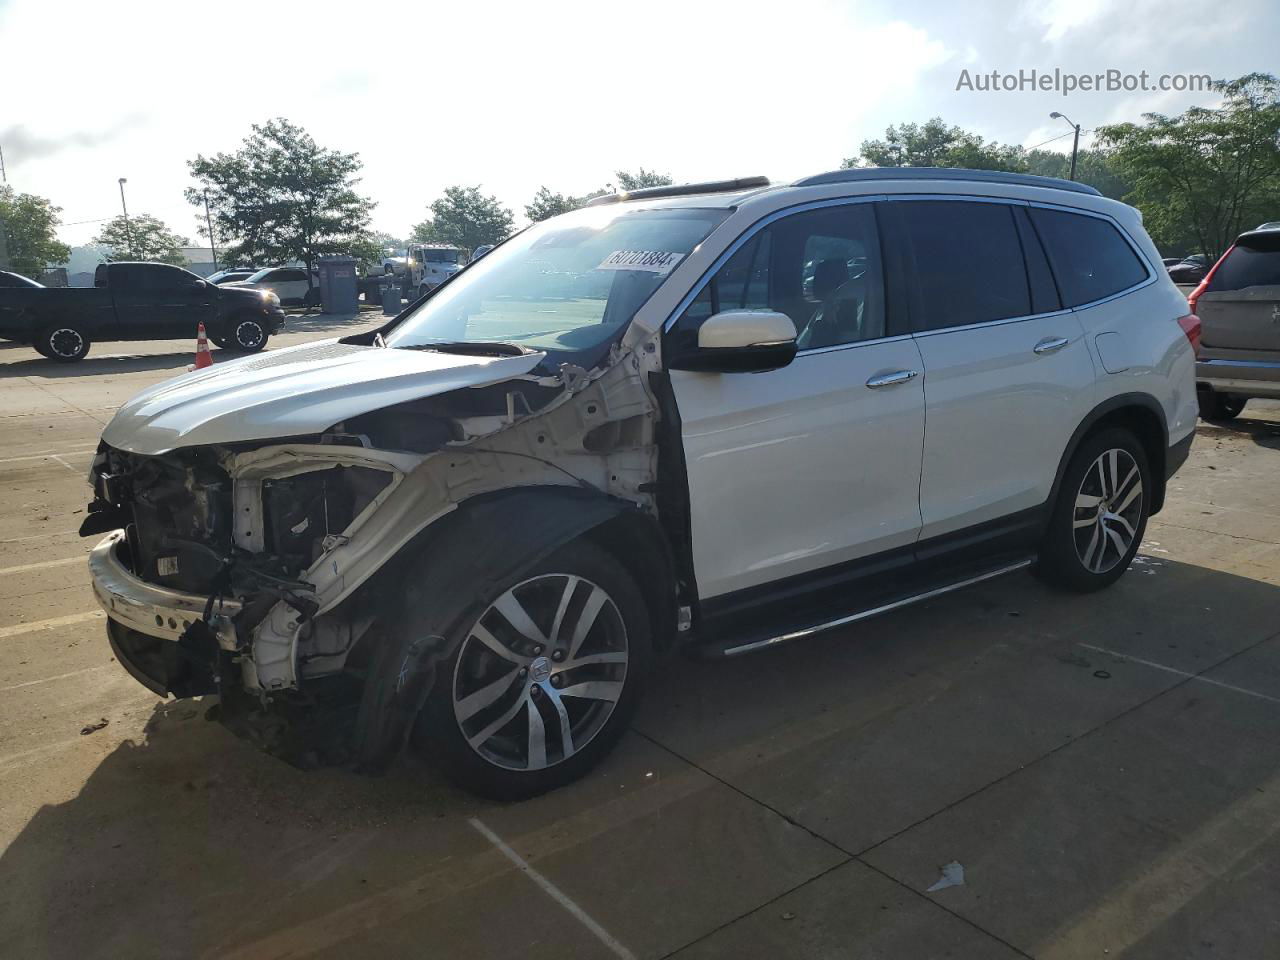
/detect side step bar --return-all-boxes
[714,558,1035,657]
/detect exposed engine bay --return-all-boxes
[83,342,668,766]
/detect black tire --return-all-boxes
[1198,390,1246,421]
[38,325,91,362]
[225,317,268,353]
[1036,427,1151,592]
[210,334,229,349]
[410,538,651,800]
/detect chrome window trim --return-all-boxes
[911,307,1076,339]
[662,192,1159,350]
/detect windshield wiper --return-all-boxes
[400,340,530,358]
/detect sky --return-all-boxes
[0,0,1274,249]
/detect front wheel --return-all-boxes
[38,326,91,362]
[1036,428,1150,592]
[226,318,268,353]
[412,539,651,800]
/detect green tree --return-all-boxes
[614,168,673,191]
[186,118,375,279]
[0,185,71,278]
[525,186,584,222]
[413,186,514,250]
[1096,73,1280,259]
[92,213,189,265]
[847,117,1027,172]
[1025,148,1132,201]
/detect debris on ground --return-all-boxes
[927,861,965,892]
[80,718,109,735]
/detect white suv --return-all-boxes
[84,169,1198,798]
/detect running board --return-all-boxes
[706,557,1035,658]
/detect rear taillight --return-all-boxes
[1177,313,1201,357]
[1187,245,1233,315]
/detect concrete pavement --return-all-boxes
[2,321,1280,959]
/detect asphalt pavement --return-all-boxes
[2,316,1280,959]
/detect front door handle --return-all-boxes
[866,369,919,388]
[1033,336,1070,355]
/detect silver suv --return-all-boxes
[84,169,1198,798]
[1192,227,1280,420]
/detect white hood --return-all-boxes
[101,339,545,455]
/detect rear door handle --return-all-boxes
[1034,336,1070,355]
[866,369,919,388]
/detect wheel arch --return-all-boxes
[1049,393,1171,518]
[349,485,674,771]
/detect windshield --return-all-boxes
[386,204,727,356]
[419,248,461,264]
[244,269,275,283]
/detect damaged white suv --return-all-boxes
[85,169,1198,798]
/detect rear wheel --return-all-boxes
[1036,428,1150,592]
[411,539,651,800]
[1198,390,1246,421]
[38,326,91,362]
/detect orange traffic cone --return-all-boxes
[194,322,213,369]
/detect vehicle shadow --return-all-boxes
[0,349,203,379]
[1198,412,1280,451]
[3,559,1279,958]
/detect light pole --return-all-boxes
[117,177,134,259]
[203,190,218,271]
[1048,112,1081,181]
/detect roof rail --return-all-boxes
[793,167,1102,197]
[587,176,771,207]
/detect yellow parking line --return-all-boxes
[0,610,104,640]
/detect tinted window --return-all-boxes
[131,265,196,291]
[1029,207,1149,307]
[1208,233,1280,291]
[275,269,308,282]
[670,203,885,353]
[898,200,1030,330]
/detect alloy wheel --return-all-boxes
[235,321,264,349]
[452,573,629,771]
[1073,448,1144,574]
[48,328,84,359]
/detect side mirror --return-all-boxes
[669,310,798,373]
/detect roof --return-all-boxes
[794,167,1101,196]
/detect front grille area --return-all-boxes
[92,445,234,594]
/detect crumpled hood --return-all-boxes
[101,339,545,455]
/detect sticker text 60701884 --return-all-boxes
[596,250,685,276]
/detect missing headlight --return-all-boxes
[262,466,390,574]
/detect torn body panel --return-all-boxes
[86,340,668,713]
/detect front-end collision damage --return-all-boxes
[87,338,669,768]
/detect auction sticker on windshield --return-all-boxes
[596,250,685,275]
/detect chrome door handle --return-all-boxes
[866,369,919,388]
[1034,336,1070,355]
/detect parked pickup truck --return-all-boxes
[0,261,286,361]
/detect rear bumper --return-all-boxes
[1197,358,1280,398]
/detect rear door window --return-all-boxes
[1028,207,1149,307]
[1207,233,1280,291]
[896,200,1031,330]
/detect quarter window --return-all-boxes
[1029,207,1149,307]
[897,200,1031,331]
[670,203,885,354]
